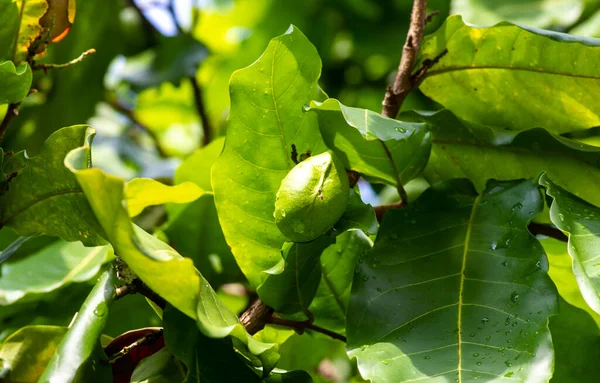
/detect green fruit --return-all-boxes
[274,151,349,242]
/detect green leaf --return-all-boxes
[65,144,278,373]
[417,15,600,134]
[451,0,584,29]
[163,306,262,382]
[0,235,32,265]
[175,136,224,191]
[541,174,600,316]
[307,98,431,187]
[407,109,600,208]
[0,0,19,61]
[347,179,558,382]
[0,126,106,246]
[12,0,48,64]
[38,267,116,383]
[212,25,327,288]
[0,61,32,104]
[308,230,372,335]
[549,298,600,382]
[334,189,378,236]
[265,369,313,383]
[0,240,108,305]
[258,237,335,315]
[125,178,205,217]
[129,348,186,383]
[570,9,600,38]
[0,325,66,382]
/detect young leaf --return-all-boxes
[212,25,328,288]
[257,237,335,315]
[309,230,372,334]
[0,326,67,382]
[347,179,558,382]
[541,174,600,316]
[0,126,106,246]
[38,266,116,382]
[0,61,32,104]
[124,178,205,217]
[417,15,600,133]
[307,98,431,188]
[407,109,600,208]
[0,241,109,305]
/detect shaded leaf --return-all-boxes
[307,98,431,187]
[406,109,600,208]
[258,237,335,315]
[125,178,204,217]
[549,297,600,382]
[347,179,558,382]
[38,266,116,382]
[0,240,108,305]
[451,0,584,29]
[0,235,33,265]
[0,325,66,382]
[0,126,106,246]
[309,230,372,335]
[163,306,262,382]
[334,190,378,236]
[0,61,32,104]
[0,0,19,61]
[212,25,327,288]
[417,15,600,133]
[130,348,186,383]
[541,174,600,315]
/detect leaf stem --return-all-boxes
[0,103,21,142]
[32,49,96,72]
[267,316,347,342]
[107,328,164,364]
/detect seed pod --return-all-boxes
[274,151,349,242]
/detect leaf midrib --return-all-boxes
[424,65,600,81]
[1,188,84,225]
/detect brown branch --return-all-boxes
[189,75,212,146]
[32,49,96,72]
[528,222,568,242]
[381,0,428,119]
[268,316,347,342]
[425,10,439,24]
[374,200,406,222]
[0,103,20,142]
[240,299,274,335]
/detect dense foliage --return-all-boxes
[2,0,600,382]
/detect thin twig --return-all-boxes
[268,316,347,342]
[381,0,428,119]
[32,49,96,72]
[528,223,568,242]
[107,328,164,363]
[189,75,212,146]
[373,200,406,222]
[0,103,20,141]
[425,10,439,24]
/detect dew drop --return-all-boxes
[490,242,498,250]
[505,361,512,367]
[512,322,518,327]
[363,276,369,281]
[382,361,389,365]
[395,127,407,134]
[476,361,482,366]
[424,356,431,360]
[93,303,107,317]
[511,292,519,302]
[376,287,382,292]
[469,333,476,337]
[473,352,479,357]
[505,371,515,378]
[481,317,489,324]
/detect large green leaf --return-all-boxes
[0,240,108,305]
[541,174,600,316]
[38,267,116,382]
[65,142,278,373]
[211,26,327,287]
[0,0,19,61]
[163,306,262,382]
[347,179,558,382]
[417,15,600,134]
[549,298,600,382]
[406,109,600,208]
[258,237,335,315]
[308,230,372,335]
[307,99,431,188]
[451,0,584,29]
[0,61,31,104]
[0,325,67,382]
[0,126,106,246]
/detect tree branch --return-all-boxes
[267,316,347,342]
[381,0,428,119]
[189,75,212,146]
[32,49,96,72]
[240,299,274,335]
[0,103,20,141]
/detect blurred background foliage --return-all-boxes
[2,0,600,381]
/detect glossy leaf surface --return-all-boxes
[212,26,327,287]
[347,179,558,382]
[417,15,600,133]
[0,61,31,104]
[125,178,204,217]
[307,98,431,187]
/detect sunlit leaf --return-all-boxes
[212,25,327,287]
[307,98,431,188]
[347,179,558,382]
[417,15,600,133]
[541,174,600,316]
[125,178,204,217]
[12,0,48,64]
[38,267,115,382]
[0,126,106,246]
[0,61,32,104]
